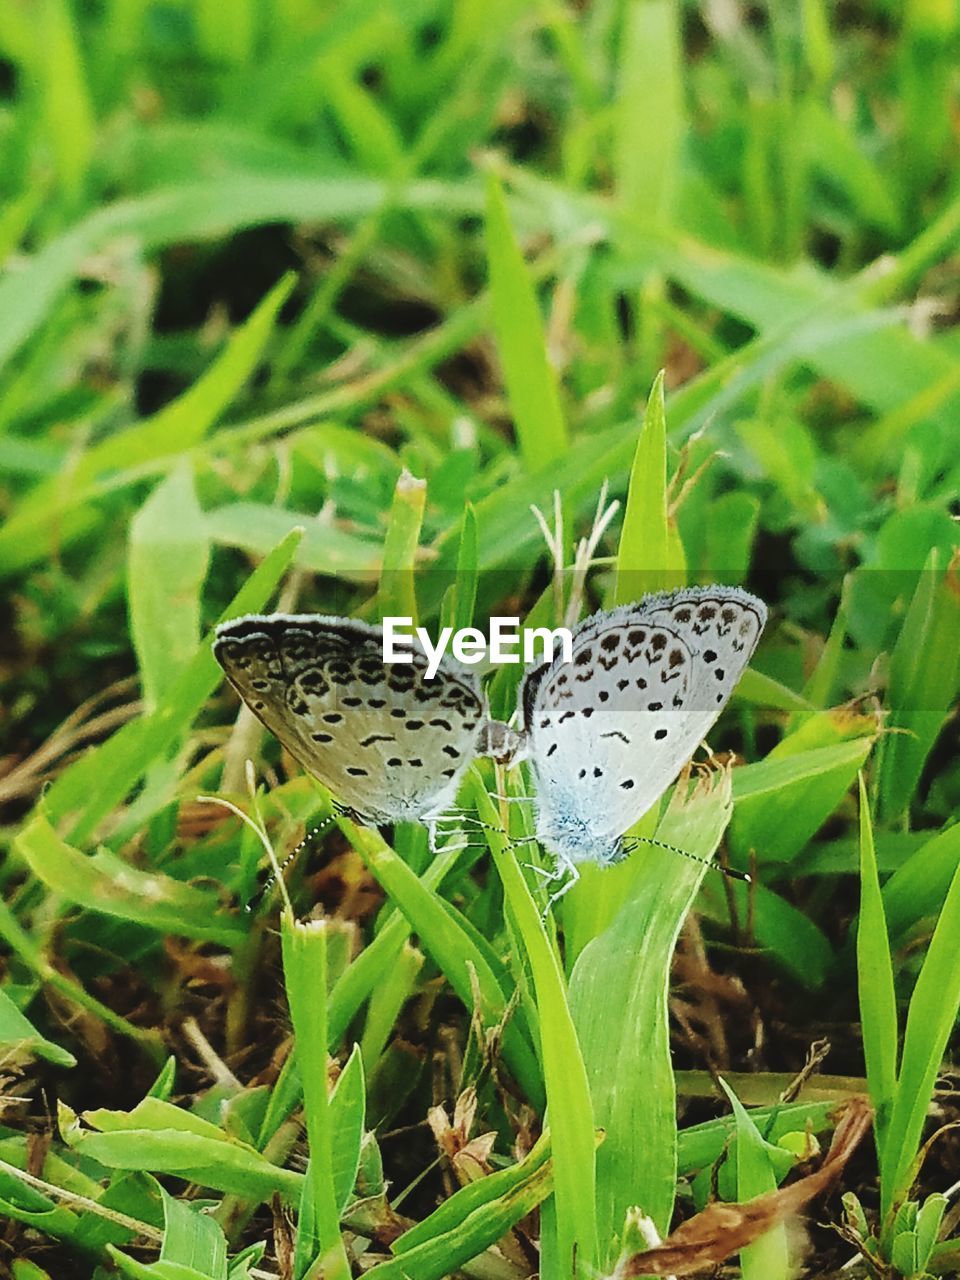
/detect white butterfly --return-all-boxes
[504,586,767,899]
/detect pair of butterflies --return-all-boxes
[213,586,766,901]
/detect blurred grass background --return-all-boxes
[1,1,960,1277]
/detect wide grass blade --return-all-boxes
[568,765,732,1260]
[59,1097,302,1200]
[485,173,568,472]
[615,0,682,219]
[15,815,243,947]
[731,722,877,865]
[128,464,210,711]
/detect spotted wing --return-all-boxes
[213,614,485,824]
[520,587,766,857]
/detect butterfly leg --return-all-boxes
[544,862,580,913]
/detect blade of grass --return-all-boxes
[440,504,479,633]
[365,1135,556,1280]
[15,816,244,947]
[128,463,210,711]
[720,1079,790,1280]
[281,915,351,1280]
[876,548,960,820]
[0,986,76,1069]
[473,775,599,1278]
[485,172,569,472]
[329,1044,365,1214]
[376,469,426,624]
[613,369,685,602]
[0,900,163,1055]
[881,857,960,1218]
[615,0,682,219]
[35,0,95,203]
[0,274,295,576]
[568,765,733,1260]
[855,773,898,1160]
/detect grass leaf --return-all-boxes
[473,777,599,1275]
[128,463,210,710]
[281,916,352,1280]
[568,765,732,1257]
[485,173,568,472]
[881,856,960,1217]
[613,370,685,602]
[855,773,899,1158]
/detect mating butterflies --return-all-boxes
[214,587,766,899]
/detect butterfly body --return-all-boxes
[512,587,767,880]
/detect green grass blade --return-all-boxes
[440,503,478,633]
[720,1079,790,1280]
[568,765,732,1258]
[876,548,960,820]
[881,857,960,1218]
[485,173,568,472]
[281,916,351,1280]
[329,1044,365,1214]
[359,940,422,1071]
[376,469,427,623]
[158,1187,227,1276]
[0,986,76,1069]
[206,503,381,583]
[60,1099,302,1200]
[880,822,960,944]
[15,815,243,947]
[365,1135,556,1279]
[731,722,876,865]
[128,463,210,711]
[854,774,898,1163]
[473,777,599,1277]
[615,0,682,219]
[36,0,95,203]
[613,370,684,602]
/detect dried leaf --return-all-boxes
[616,1096,873,1277]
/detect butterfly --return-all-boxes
[213,614,517,861]
[503,586,767,899]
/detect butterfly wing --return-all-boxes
[214,614,487,824]
[640,586,767,717]
[520,587,766,862]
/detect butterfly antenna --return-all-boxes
[245,802,346,912]
[623,836,751,884]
